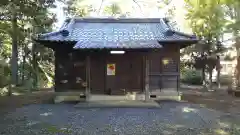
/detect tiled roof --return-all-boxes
[37,18,197,49]
[74,40,163,49]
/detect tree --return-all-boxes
[103,3,122,17]
[64,0,97,17]
[184,0,226,90]
[0,0,57,95]
[223,0,240,89]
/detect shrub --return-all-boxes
[181,69,203,85]
[219,74,232,85]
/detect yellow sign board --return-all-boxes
[107,64,115,75]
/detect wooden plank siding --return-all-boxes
[90,52,106,94]
[105,52,144,95]
[54,50,144,94]
[55,49,87,92]
[148,45,180,91]
[54,45,180,94]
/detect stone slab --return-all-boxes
[74,100,160,108]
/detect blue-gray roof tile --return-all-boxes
[37,18,197,49]
[73,40,163,49]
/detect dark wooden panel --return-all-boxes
[90,53,105,94]
[106,52,143,95]
[149,75,161,90]
[70,51,86,90]
[161,75,178,89]
[55,50,71,91]
[161,57,178,73]
[106,54,128,95]
[149,51,161,73]
[128,52,143,91]
[147,45,180,91]
[55,50,87,92]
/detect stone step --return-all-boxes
[54,91,181,103]
[74,100,160,108]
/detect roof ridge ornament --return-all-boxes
[160,18,174,37]
[60,30,69,37]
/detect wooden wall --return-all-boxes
[54,44,180,93]
[105,52,144,94]
[54,50,144,94]
[55,49,87,92]
[148,45,180,91]
[90,52,106,94]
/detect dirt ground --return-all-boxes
[181,85,240,115]
[1,86,240,117]
[0,89,55,115]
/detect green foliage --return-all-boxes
[64,0,93,17]
[223,0,240,34]
[184,0,226,49]
[224,55,235,61]
[183,0,228,87]
[219,74,232,85]
[64,0,123,17]
[0,59,10,88]
[103,3,122,17]
[181,69,203,85]
[0,0,57,93]
[64,0,174,18]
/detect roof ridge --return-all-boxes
[67,17,164,23]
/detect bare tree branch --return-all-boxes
[98,0,104,15]
[132,0,143,15]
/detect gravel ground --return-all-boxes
[0,102,240,135]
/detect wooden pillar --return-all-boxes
[86,55,91,101]
[177,47,180,92]
[145,54,150,101]
[54,50,58,92]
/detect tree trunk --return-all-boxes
[9,10,18,96]
[201,53,207,90]
[216,55,221,88]
[32,43,38,90]
[21,45,27,85]
[202,67,206,86]
[237,39,240,88]
[217,69,221,88]
[208,69,213,90]
[233,34,240,90]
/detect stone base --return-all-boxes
[54,92,86,103]
[88,94,144,101]
[234,91,240,97]
[54,91,181,103]
[149,91,181,101]
[74,100,160,108]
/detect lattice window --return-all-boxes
[162,57,177,73]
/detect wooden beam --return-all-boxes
[145,54,150,101]
[54,50,58,92]
[177,46,180,92]
[142,54,145,92]
[86,55,91,100]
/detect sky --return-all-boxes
[52,0,192,33]
[50,0,234,48]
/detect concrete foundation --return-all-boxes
[74,100,160,108]
[54,92,85,103]
[54,90,181,103]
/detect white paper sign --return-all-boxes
[107,64,115,75]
